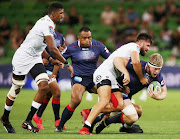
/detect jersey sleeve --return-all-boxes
[99,42,111,59]
[157,73,165,87]
[62,46,71,59]
[40,20,54,37]
[130,43,140,53]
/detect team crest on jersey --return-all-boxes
[49,26,54,34]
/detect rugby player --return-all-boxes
[32,31,67,130]
[79,33,152,135]
[1,2,73,133]
[54,26,111,132]
[95,53,167,134]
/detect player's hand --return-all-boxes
[43,58,49,66]
[50,59,63,66]
[49,74,57,79]
[140,77,149,85]
[123,73,130,86]
[66,65,74,77]
[122,86,130,95]
[148,87,159,100]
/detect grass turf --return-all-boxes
[0,89,180,139]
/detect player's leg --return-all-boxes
[48,79,65,128]
[33,90,52,129]
[55,83,86,132]
[79,79,111,135]
[1,74,25,133]
[22,63,49,133]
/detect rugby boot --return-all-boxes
[95,120,107,134]
[22,120,39,133]
[54,119,66,130]
[78,126,92,135]
[54,126,63,132]
[119,124,143,133]
[80,109,90,124]
[1,116,16,133]
[32,114,44,129]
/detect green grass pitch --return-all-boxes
[0,88,180,139]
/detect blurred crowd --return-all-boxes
[1,0,180,66]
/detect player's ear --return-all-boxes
[77,36,80,40]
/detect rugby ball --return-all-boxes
[148,81,161,94]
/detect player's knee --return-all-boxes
[122,104,138,123]
[7,78,25,101]
[128,114,139,123]
[38,82,49,94]
[35,73,49,85]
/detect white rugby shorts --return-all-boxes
[12,50,43,75]
[93,69,119,89]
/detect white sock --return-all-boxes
[32,101,41,109]
[5,104,13,111]
[85,120,91,127]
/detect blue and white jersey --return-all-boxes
[45,31,65,75]
[117,60,165,99]
[62,39,110,76]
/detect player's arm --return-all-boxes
[113,57,130,85]
[45,35,68,65]
[149,85,167,100]
[131,51,148,85]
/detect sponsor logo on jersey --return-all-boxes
[49,26,54,34]
[96,75,102,82]
[161,79,165,86]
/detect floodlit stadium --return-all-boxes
[0,0,180,138]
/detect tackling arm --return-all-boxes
[113,57,130,85]
[131,51,148,85]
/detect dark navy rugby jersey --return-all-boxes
[45,32,65,73]
[117,60,165,99]
[62,39,111,76]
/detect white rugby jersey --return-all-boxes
[19,15,55,57]
[97,42,140,77]
[12,15,55,75]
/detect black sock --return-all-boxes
[105,112,124,125]
[26,106,38,121]
[2,109,10,122]
[93,113,106,124]
[59,105,74,128]
[52,98,60,121]
[37,99,49,117]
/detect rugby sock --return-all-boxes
[93,113,106,124]
[59,105,75,128]
[105,112,124,125]
[26,101,41,121]
[37,99,49,117]
[52,98,60,121]
[2,109,11,122]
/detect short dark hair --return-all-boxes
[79,27,91,33]
[47,2,64,14]
[136,33,152,44]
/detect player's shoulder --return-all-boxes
[91,39,104,47]
[67,41,79,49]
[140,61,147,67]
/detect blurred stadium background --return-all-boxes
[1,0,180,89]
[0,0,180,138]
